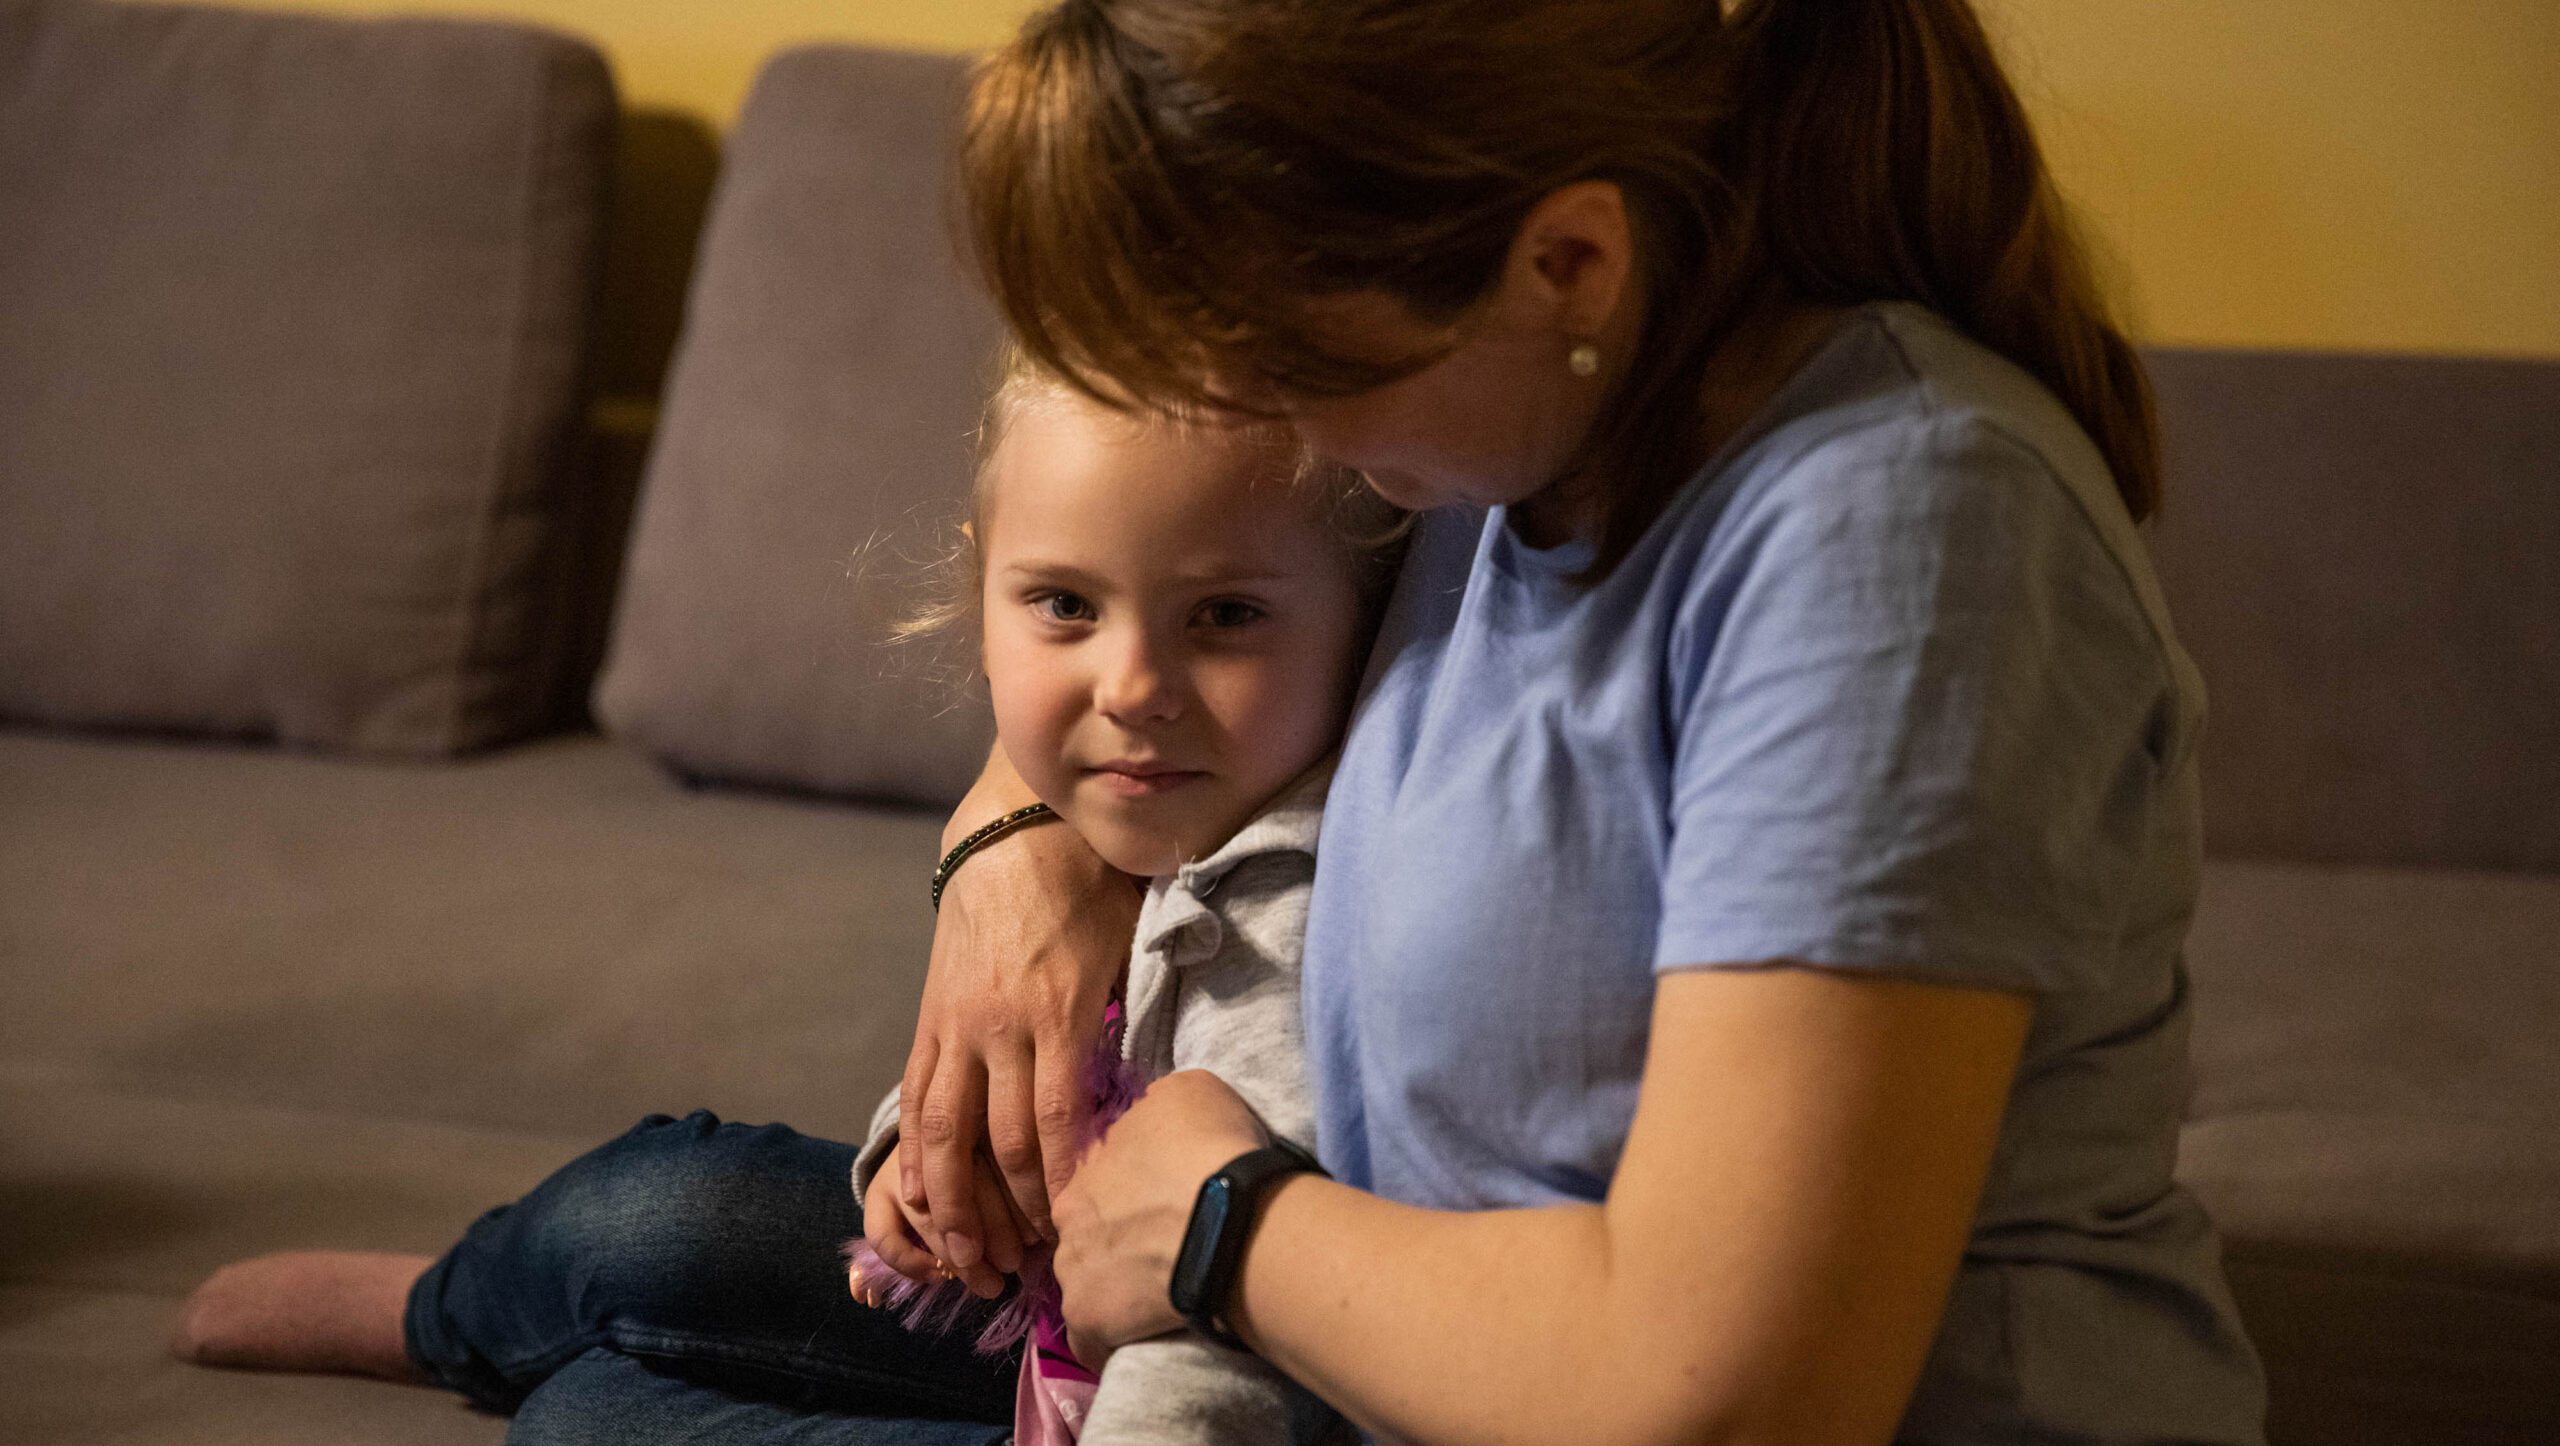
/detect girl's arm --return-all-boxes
[1057,964,2030,1446]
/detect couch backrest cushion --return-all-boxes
[2146,348,2560,871]
[593,46,1000,808]
[0,0,613,756]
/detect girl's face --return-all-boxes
[979,393,1369,877]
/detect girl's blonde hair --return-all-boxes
[892,349,1407,653]
[959,0,2156,580]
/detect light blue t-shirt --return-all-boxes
[1301,303,2266,1443]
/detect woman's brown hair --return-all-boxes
[962,0,2157,577]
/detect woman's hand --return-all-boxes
[1052,1069,1269,1369]
[903,747,1140,1274]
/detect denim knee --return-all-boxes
[520,1110,863,1335]
[407,1109,870,1409]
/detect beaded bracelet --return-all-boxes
[929,802,1057,911]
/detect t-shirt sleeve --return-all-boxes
[1652,413,2176,995]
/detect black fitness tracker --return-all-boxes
[1168,1137,1328,1349]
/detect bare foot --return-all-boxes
[170,1250,433,1384]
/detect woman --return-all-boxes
[896,0,2266,1442]
[181,0,2264,1441]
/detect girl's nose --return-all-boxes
[1095,632,1183,725]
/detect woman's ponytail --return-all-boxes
[1725,0,2159,521]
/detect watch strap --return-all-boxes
[1169,1137,1327,1349]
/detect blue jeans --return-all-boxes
[405,1110,1019,1444]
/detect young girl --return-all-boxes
[170,355,1396,1446]
[848,356,1397,1445]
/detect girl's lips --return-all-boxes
[1088,766,1207,798]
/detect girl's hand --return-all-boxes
[857,1154,1031,1302]
[905,752,1139,1270]
[856,1158,945,1301]
[1052,1069,1269,1369]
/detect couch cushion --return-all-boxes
[0,728,941,1143]
[2180,857,2560,1445]
[2146,349,2560,872]
[592,46,1002,809]
[0,0,615,756]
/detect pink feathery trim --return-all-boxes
[846,1003,1148,1358]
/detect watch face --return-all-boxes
[1170,1176,1236,1314]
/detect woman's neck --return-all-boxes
[1506,289,1848,551]
[1694,290,1850,470]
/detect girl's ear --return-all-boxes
[959,520,975,543]
[1502,179,1636,341]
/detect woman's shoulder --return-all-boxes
[1677,303,2194,689]
[1720,303,2125,540]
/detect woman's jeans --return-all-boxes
[404,1110,1020,1444]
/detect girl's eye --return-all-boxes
[1032,591,1094,624]
[1196,599,1265,629]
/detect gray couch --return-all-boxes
[1,3,2551,1442]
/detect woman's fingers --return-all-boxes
[972,1153,1024,1275]
[915,1052,989,1270]
[985,1046,1061,1241]
[895,1031,939,1210]
[963,1163,1023,1295]
[1030,1023,1093,1224]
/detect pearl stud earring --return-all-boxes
[1567,342,1600,377]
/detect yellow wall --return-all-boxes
[165,0,2557,359]
[1979,0,2558,358]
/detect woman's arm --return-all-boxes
[902,742,1141,1279]
[1057,965,2029,1446]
